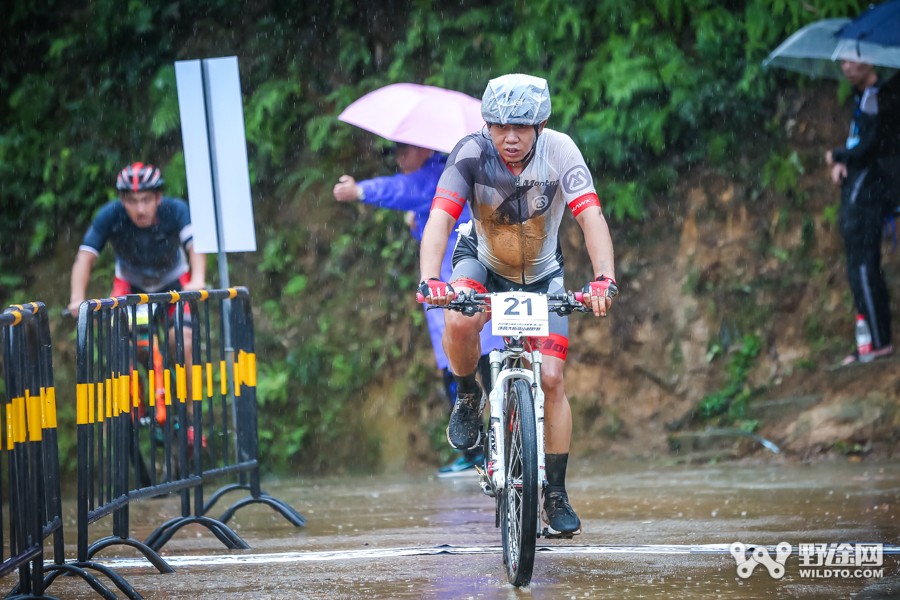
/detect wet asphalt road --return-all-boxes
[43,458,900,599]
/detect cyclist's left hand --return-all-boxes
[581,275,617,317]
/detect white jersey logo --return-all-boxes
[563,165,590,194]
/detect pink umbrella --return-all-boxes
[337,83,484,154]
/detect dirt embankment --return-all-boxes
[360,85,900,472]
[563,87,900,464]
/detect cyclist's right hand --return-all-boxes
[417,278,455,306]
[66,300,82,318]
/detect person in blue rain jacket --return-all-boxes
[333,143,500,475]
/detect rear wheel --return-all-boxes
[500,379,537,587]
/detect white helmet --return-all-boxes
[481,74,551,126]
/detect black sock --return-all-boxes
[442,368,456,409]
[476,354,493,394]
[545,453,569,491]
[453,371,480,396]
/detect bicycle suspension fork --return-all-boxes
[531,351,546,492]
[485,347,547,494]
[487,349,506,494]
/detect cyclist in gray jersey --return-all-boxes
[433,124,599,286]
[419,74,616,536]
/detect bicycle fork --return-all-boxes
[482,348,547,498]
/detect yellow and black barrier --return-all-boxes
[72,287,304,582]
[0,303,61,598]
[1,303,123,599]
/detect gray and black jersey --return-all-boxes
[431,128,601,286]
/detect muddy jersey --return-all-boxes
[80,197,193,292]
[432,128,600,285]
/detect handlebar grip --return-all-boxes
[574,292,584,303]
[416,292,426,303]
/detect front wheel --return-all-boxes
[500,379,538,587]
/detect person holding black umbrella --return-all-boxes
[826,60,895,365]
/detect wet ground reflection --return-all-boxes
[47,458,900,598]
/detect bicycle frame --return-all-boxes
[131,304,170,426]
[485,339,545,496]
[418,287,613,586]
[417,286,616,587]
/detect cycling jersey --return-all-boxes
[432,128,601,285]
[80,197,194,293]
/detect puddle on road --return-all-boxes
[47,459,900,598]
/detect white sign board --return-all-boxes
[175,57,256,253]
[491,292,549,337]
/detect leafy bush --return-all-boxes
[697,334,762,422]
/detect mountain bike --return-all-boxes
[130,303,169,429]
[420,288,604,587]
[64,302,168,429]
[124,300,208,485]
[66,301,181,488]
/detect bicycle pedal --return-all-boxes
[541,527,578,540]
[474,465,496,498]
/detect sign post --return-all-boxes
[175,56,256,424]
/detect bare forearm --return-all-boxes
[186,244,207,290]
[577,208,615,280]
[70,252,95,301]
[68,251,97,314]
[419,211,455,281]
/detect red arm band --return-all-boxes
[568,192,601,217]
[431,196,465,220]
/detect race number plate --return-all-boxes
[491,292,549,337]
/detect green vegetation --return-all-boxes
[697,333,762,427]
[1,1,865,473]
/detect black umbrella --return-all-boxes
[833,0,900,67]
[764,1,900,78]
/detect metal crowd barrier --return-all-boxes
[1,303,121,599]
[71,287,304,591]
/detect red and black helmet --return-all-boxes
[115,162,164,192]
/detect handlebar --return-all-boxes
[416,290,592,316]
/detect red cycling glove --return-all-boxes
[582,275,618,299]
[417,278,454,299]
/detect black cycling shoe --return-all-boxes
[543,489,582,537]
[446,389,484,450]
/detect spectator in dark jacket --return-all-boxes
[826,61,894,365]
